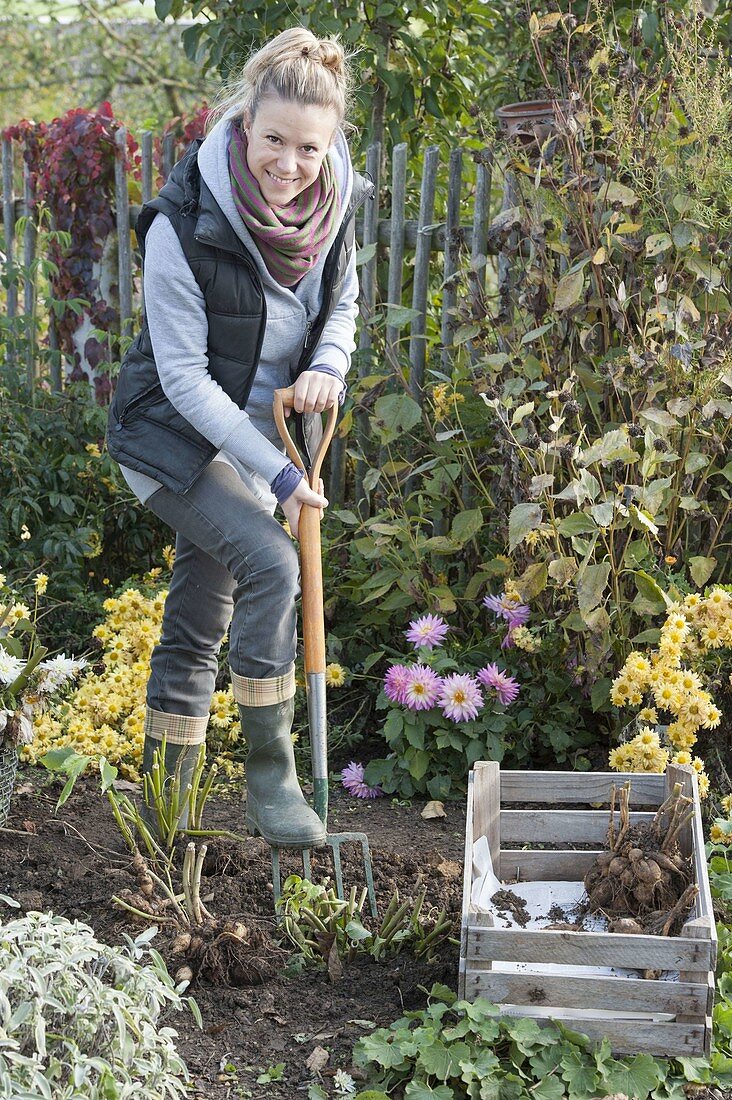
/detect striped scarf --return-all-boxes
[228,125,340,288]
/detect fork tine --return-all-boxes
[329,837,345,901]
[302,846,312,880]
[271,845,282,911]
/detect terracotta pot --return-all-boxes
[495,99,570,147]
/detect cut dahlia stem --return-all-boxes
[661,883,699,936]
[608,784,617,851]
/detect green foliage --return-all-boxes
[0,377,167,652]
[152,0,525,153]
[0,905,193,1098]
[353,983,730,1098]
[278,876,454,972]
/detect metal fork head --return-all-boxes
[270,831,377,918]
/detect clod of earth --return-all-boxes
[490,887,530,927]
[583,781,698,935]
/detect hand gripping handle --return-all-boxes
[272,388,338,676]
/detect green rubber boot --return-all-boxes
[141,735,200,835]
[239,697,326,848]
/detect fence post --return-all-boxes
[469,150,492,361]
[162,132,176,180]
[22,159,36,391]
[440,148,463,372]
[2,137,17,370]
[354,141,381,516]
[115,128,133,341]
[141,130,154,204]
[385,142,408,357]
[408,145,439,402]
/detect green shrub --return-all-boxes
[0,904,194,1098]
[0,377,166,651]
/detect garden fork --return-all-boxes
[271,385,377,917]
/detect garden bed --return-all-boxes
[1,768,464,1098]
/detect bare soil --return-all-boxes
[1,768,465,1098]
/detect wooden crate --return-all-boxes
[459,763,717,1057]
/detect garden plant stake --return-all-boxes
[273,385,377,916]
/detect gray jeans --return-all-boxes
[145,460,299,718]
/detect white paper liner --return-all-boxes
[471,836,676,1022]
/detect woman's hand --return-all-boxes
[286,370,342,417]
[282,476,327,540]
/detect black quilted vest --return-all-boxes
[107,140,372,493]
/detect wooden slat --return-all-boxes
[498,770,665,806]
[679,918,715,1047]
[2,138,17,354]
[47,209,62,392]
[483,1009,706,1057]
[473,761,500,875]
[496,169,519,329]
[354,141,380,515]
[500,808,655,845]
[469,152,491,339]
[385,142,407,353]
[114,128,133,340]
[408,145,438,401]
[499,848,602,882]
[468,925,713,970]
[141,130,154,205]
[162,131,176,180]
[460,768,476,998]
[22,159,35,387]
[463,968,708,1016]
[440,148,462,370]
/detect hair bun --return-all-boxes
[318,41,344,74]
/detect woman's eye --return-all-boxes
[267,135,280,144]
[302,146,316,154]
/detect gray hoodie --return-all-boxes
[119,116,358,505]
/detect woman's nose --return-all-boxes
[276,147,297,173]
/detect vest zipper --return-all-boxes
[115,383,161,430]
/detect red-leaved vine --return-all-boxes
[4,103,208,403]
[4,103,139,403]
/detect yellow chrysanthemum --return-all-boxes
[610,677,633,707]
[325,663,347,688]
[703,705,722,728]
[637,706,658,724]
[710,823,732,845]
[698,773,710,799]
[672,750,692,766]
[653,683,684,713]
[638,727,659,747]
[721,794,732,817]
[700,624,724,649]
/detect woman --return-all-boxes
[107,28,372,848]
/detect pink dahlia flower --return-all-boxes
[384,663,411,704]
[403,664,442,711]
[341,761,383,799]
[405,613,449,650]
[438,673,484,723]
[477,662,520,706]
[483,592,530,627]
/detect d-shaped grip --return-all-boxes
[272,385,338,489]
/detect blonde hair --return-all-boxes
[206,28,352,132]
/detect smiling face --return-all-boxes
[243,94,338,209]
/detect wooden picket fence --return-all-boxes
[1,127,501,503]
